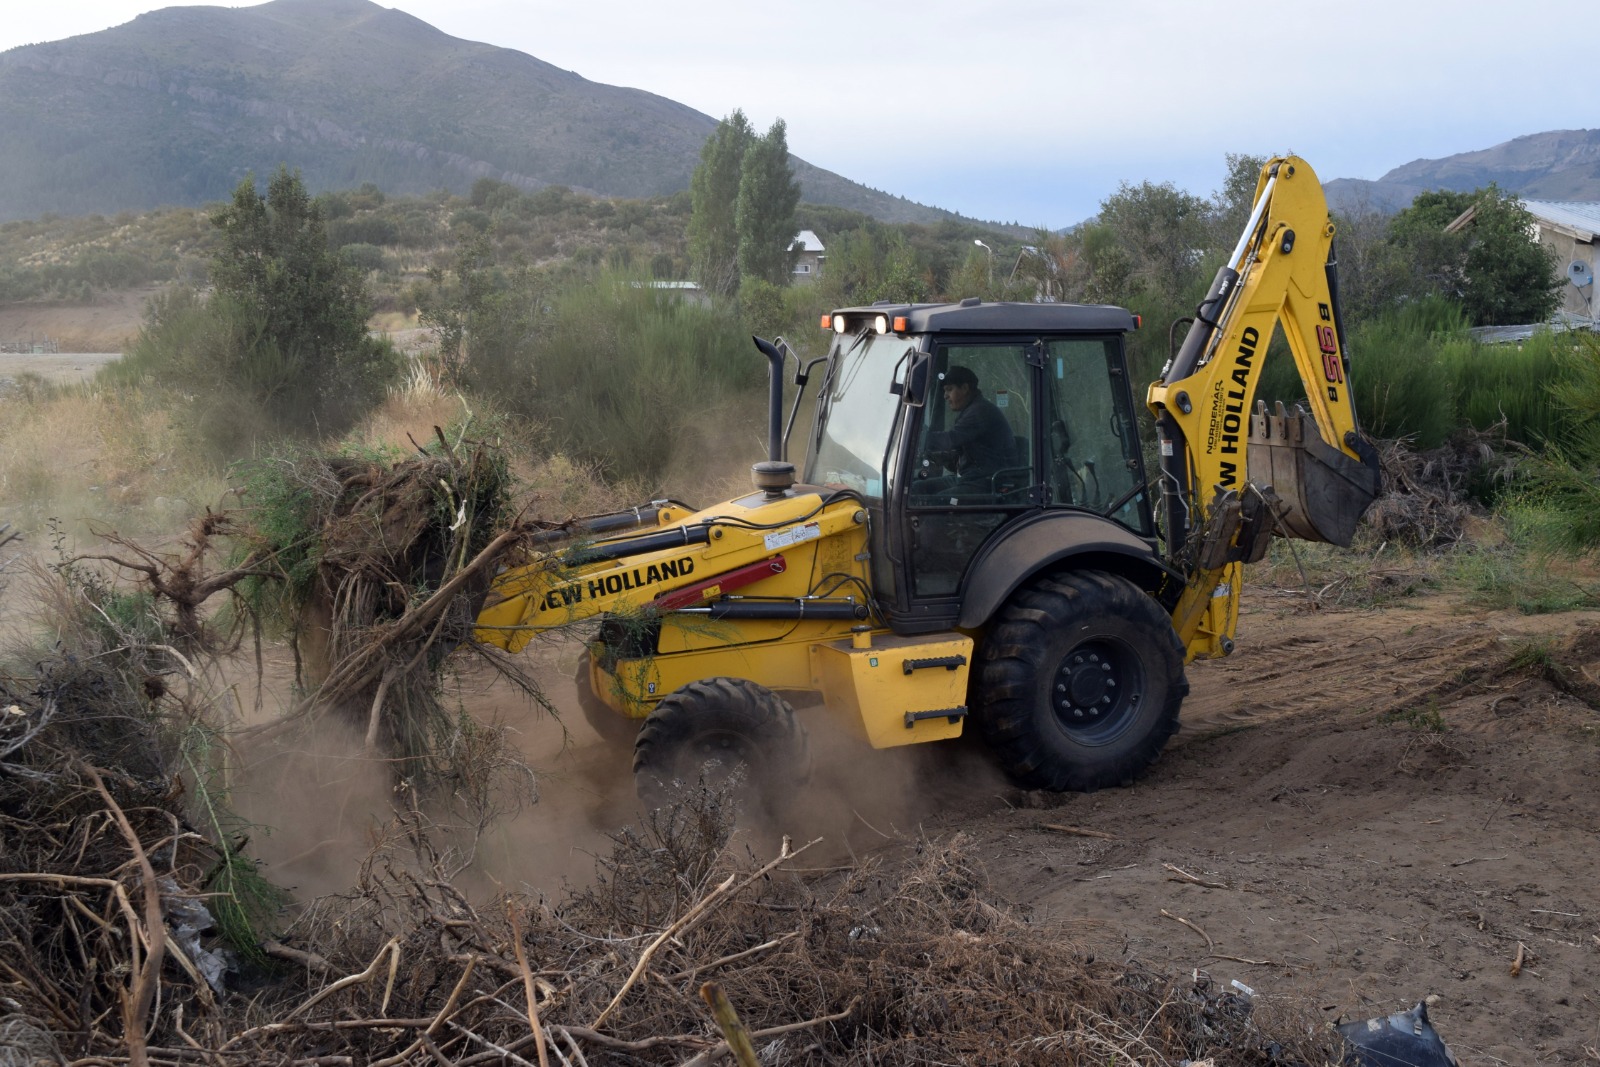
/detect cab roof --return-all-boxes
[832,299,1138,335]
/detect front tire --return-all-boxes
[976,570,1187,791]
[632,677,810,810]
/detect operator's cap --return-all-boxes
[944,365,978,387]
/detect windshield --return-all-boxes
[804,332,915,500]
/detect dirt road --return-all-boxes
[0,351,120,386]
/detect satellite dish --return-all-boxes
[1570,260,1595,288]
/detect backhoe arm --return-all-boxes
[1147,156,1380,661]
[473,494,870,653]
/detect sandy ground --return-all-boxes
[431,592,1600,1066]
[0,351,121,385]
[0,288,153,353]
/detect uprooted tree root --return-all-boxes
[232,436,548,791]
[61,433,556,821]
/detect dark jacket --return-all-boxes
[925,396,1015,479]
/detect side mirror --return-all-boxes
[889,350,932,407]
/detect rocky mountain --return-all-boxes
[0,0,957,224]
[1325,129,1600,214]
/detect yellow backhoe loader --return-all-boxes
[474,156,1380,802]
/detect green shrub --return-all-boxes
[1255,297,1575,450]
[509,274,763,483]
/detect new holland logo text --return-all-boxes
[1214,325,1258,487]
[538,557,697,613]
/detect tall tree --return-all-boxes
[1096,180,1212,304]
[1210,153,1267,247]
[735,119,802,288]
[118,166,395,453]
[1387,186,1561,326]
[207,166,395,434]
[212,167,367,357]
[687,110,754,297]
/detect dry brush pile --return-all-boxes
[1360,426,1514,549]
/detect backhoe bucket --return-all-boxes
[1246,401,1380,547]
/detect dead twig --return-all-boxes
[1039,823,1118,840]
[699,982,759,1067]
[591,837,816,1030]
[667,932,800,983]
[369,955,478,1067]
[283,937,401,1024]
[677,999,861,1067]
[507,901,550,1067]
[1163,863,1230,889]
[261,940,335,975]
[86,763,166,1067]
[1160,908,1215,953]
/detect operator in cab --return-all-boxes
[921,365,1015,486]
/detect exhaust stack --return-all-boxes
[751,336,795,497]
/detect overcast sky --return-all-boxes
[3,0,1591,227]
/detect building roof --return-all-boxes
[1521,200,1600,242]
[792,229,825,252]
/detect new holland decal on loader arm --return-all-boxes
[474,155,1380,804]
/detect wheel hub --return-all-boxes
[1055,650,1117,719]
[1051,638,1145,744]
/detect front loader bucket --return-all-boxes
[1246,401,1380,547]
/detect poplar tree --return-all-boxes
[735,119,802,287]
[687,110,754,297]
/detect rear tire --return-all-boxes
[975,570,1186,791]
[575,651,639,748]
[633,677,810,811]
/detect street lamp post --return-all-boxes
[973,239,994,286]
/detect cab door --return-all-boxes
[883,334,1153,634]
[898,340,1042,608]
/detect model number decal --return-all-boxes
[764,522,821,551]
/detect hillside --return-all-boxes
[0,0,958,225]
[1325,128,1600,213]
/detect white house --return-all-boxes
[791,230,825,281]
[1520,200,1598,322]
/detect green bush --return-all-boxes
[423,262,765,485]
[1255,296,1574,450]
[338,242,390,274]
[1502,332,1600,555]
[503,274,763,483]
[107,169,400,453]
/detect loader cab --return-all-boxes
[805,302,1157,634]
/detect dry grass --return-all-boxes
[0,382,228,540]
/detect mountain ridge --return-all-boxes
[0,0,963,225]
[5,2,1599,226]
[1324,128,1600,214]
